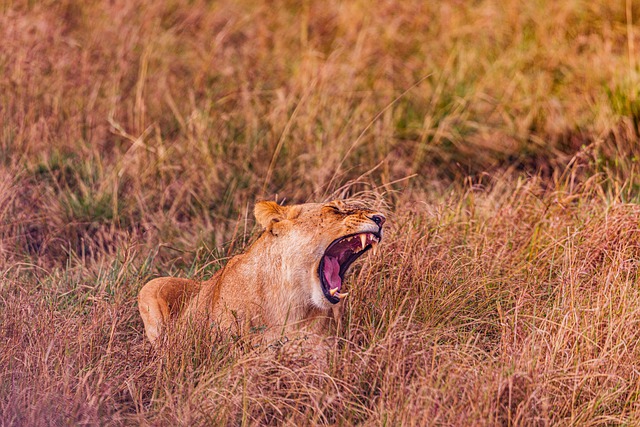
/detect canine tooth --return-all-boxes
[329,288,338,296]
[371,241,378,255]
[336,291,349,298]
[360,234,367,250]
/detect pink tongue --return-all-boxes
[323,256,341,291]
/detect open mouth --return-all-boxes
[318,232,381,304]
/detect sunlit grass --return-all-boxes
[2,0,640,424]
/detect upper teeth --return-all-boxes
[344,233,380,252]
[360,234,367,250]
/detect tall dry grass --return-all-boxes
[2,0,640,425]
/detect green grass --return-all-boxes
[2,0,640,424]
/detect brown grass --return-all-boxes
[2,0,640,425]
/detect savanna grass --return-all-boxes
[2,0,640,425]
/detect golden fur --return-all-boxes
[138,199,385,344]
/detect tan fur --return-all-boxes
[138,199,385,345]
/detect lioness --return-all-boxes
[138,199,385,344]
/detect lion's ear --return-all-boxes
[255,201,302,234]
[254,201,288,230]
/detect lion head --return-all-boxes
[254,199,386,310]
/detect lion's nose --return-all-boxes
[370,214,386,226]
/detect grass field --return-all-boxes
[2,0,640,425]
